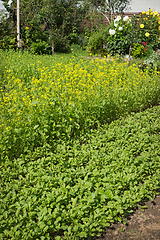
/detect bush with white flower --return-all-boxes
[106,15,133,55]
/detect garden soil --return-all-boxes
[94,193,160,240]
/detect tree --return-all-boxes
[106,0,131,14]
[86,0,131,23]
[3,0,88,52]
[36,0,88,53]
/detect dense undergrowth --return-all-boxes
[0,48,160,239]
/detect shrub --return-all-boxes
[87,15,133,56]
[140,52,160,73]
[0,35,17,50]
[87,30,105,54]
[104,15,133,55]
[67,26,79,45]
[132,9,160,50]
[77,34,88,49]
[30,39,51,55]
[132,42,153,59]
[53,34,71,53]
[87,9,160,56]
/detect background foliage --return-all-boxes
[87,9,160,56]
[0,0,89,52]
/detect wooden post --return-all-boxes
[52,40,54,55]
[17,0,21,48]
[127,45,132,67]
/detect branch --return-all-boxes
[97,7,110,24]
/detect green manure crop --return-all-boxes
[0,106,160,239]
[0,50,160,159]
[0,49,160,239]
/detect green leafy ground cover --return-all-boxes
[0,106,160,239]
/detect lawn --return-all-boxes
[0,47,160,239]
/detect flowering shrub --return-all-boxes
[87,9,160,57]
[132,41,153,59]
[105,15,133,55]
[132,9,160,50]
[132,43,147,58]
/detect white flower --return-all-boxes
[114,20,118,27]
[116,15,121,21]
[123,16,129,21]
[118,26,123,31]
[109,29,116,35]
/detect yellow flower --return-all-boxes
[140,24,144,28]
[142,11,145,14]
[153,11,158,16]
[159,26,160,30]
[149,9,152,13]
[145,32,150,37]
[146,11,149,15]
[26,27,29,29]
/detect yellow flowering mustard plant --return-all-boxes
[0,50,159,159]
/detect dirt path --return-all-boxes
[95,194,160,240]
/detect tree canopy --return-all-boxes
[86,0,131,18]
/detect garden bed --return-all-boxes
[0,50,160,239]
